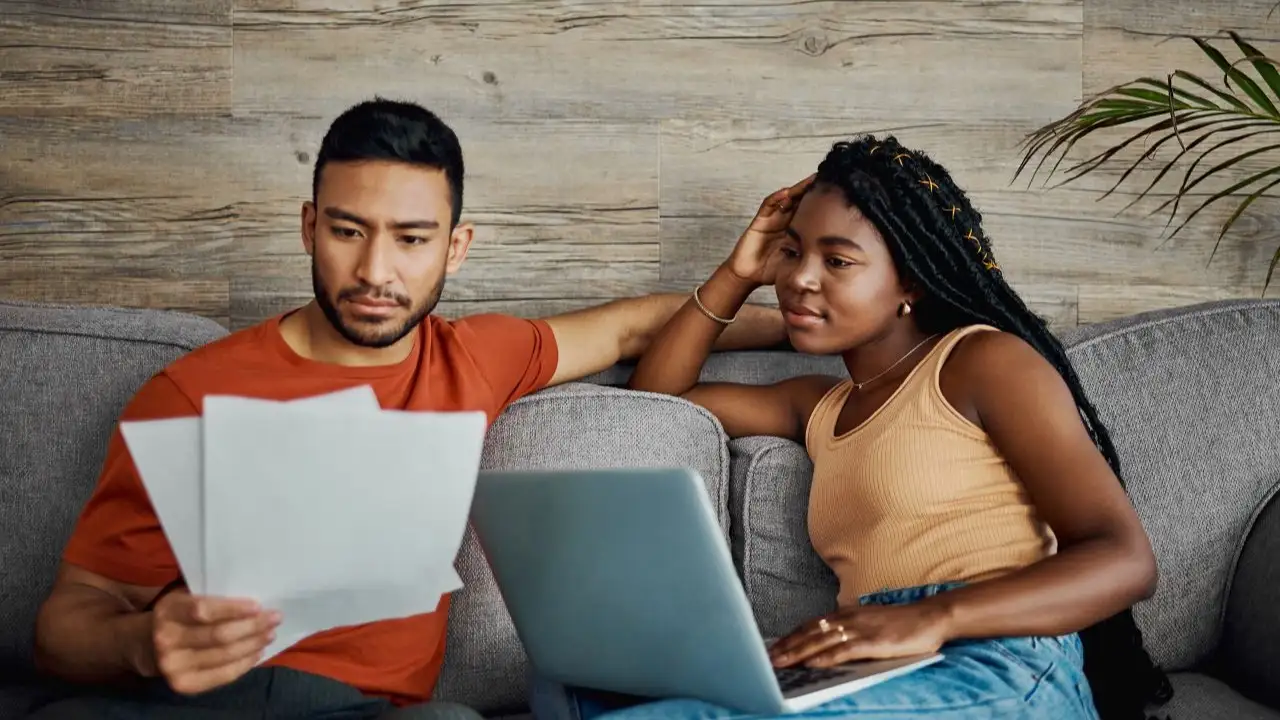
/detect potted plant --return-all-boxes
[1014,30,1280,293]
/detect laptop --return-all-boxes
[469,467,942,715]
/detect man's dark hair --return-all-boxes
[814,134,1173,720]
[311,98,465,227]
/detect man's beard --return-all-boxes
[311,260,442,349]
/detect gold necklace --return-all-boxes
[850,334,939,391]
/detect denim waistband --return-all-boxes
[858,581,966,607]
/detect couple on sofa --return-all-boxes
[27,99,1171,720]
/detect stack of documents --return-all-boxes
[120,385,487,660]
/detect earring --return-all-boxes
[898,301,912,317]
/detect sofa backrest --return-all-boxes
[1059,298,1280,672]
[5,295,1277,711]
[0,300,229,675]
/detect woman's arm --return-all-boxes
[921,330,1157,638]
[769,330,1156,667]
[628,176,829,441]
[625,265,831,441]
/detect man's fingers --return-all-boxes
[161,594,261,625]
[181,612,281,650]
[183,631,274,672]
[167,651,264,696]
[159,631,273,690]
[191,597,263,624]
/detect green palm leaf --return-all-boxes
[1014,32,1280,295]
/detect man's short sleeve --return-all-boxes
[62,372,199,587]
[452,314,560,411]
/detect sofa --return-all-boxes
[1,296,1278,719]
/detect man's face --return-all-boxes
[302,159,472,348]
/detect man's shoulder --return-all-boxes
[433,312,553,349]
[157,316,282,399]
[168,316,276,368]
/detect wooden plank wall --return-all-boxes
[2,0,1278,331]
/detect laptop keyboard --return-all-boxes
[773,665,853,692]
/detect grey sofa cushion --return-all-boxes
[432,383,731,716]
[585,350,845,387]
[1156,673,1280,720]
[727,436,837,640]
[0,300,227,675]
[1061,299,1280,672]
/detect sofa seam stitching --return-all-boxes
[738,436,801,608]
[0,326,218,353]
[1065,301,1280,356]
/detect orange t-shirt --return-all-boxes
[61,310,559,705]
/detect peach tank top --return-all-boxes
[804,324,1055,607]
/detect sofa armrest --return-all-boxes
[1218,487,1280,709]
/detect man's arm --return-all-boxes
[37,562,277,693]
[541,292,786,387]
[34,373,279,693]
[33,563,160,683]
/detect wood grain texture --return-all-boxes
[0,0,231,116]
[2,0,1277,329]
[0,115,248,285]
[224,118,661,258]
[1030,0,1280,298]
[658,118,1275,291]
[0,112,660,323]
[233,0,1082,124]
[1078,282,1277,323]
[1084,0,1280,95]
[1,276,231,327]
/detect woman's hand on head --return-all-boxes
[725,174,815,287]
[767,602,953,669]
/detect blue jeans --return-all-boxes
[528,583,1099,720]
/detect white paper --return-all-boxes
[122,386,383,594]
[120,385,475,660]
[122,417,206,592]
[264,570,462,660]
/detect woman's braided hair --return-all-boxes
[813,135,1173,719]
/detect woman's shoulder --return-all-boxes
[939,326,1064,413]
[946,327,1047,375]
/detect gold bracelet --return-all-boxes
[692,284,737,325]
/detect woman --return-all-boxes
[535,136,1171,720]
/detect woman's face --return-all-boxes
[773,183,912,355]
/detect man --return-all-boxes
[28,99,785,719]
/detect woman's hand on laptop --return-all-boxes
[767,603,951,669]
